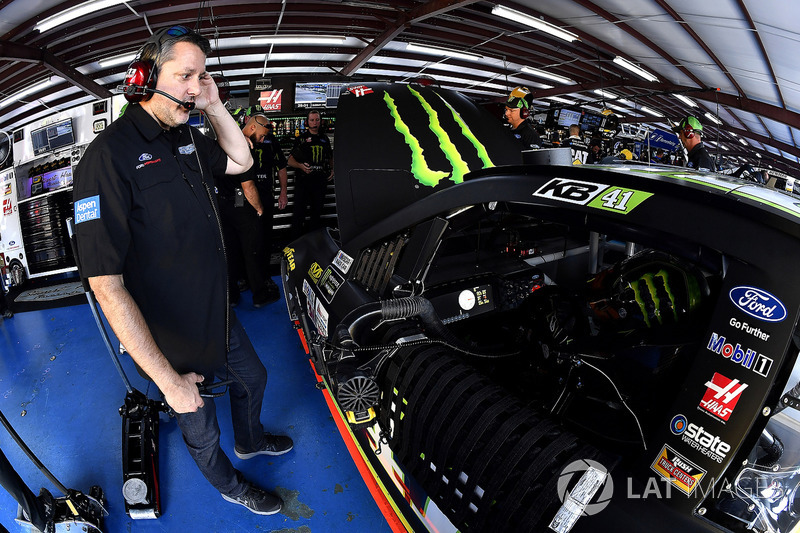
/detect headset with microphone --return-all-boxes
[117,25,197,110]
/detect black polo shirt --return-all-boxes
[511,121,541,150]
[687,142,716,172]
[248,133,287,199]
[290,130,333,179]
[73,103,229,377]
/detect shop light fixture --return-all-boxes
[35,0,129,33]
[0,78,57,110]
[672,93,697,108]
[98,53,137,68]
[704,112,723,125]
[613,56,658,82]
[547,96,577,105]
[639,105,664,117]
[491,5,579,43]
[250,34,347,45]
[521,66,574,84]
[405,43,483,61]
[756,152,762,158]
[592,89,619,99]
[719,144,729,151]
[739,137,748,146]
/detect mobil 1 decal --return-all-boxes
[531,178,652,214]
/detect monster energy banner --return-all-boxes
[334,83,522,243]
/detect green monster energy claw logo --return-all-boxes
[631,269,677,328]
[310,145,324,163]
[384,86,494,187]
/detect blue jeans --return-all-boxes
[173,313,267,498]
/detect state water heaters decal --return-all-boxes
[383,86,494,187]
[669,414,730,464]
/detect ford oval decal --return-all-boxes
[729,286,787,323]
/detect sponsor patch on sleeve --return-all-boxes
[74,195,101,224]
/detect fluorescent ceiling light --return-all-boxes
[729,131,738,137]
[98,53,137,68]
[593,89,618,99]
[613,56,658,82]
[492,5,579,43]
[521,66,574,84]
[639,105,664,117]
[719,144,729,151]
[672,94,697,108]
[405,43,482,61]
[547,96,576,105]
[756,152,762,158]
[35,0,129,33]
[704,112,723,125]
[0,78,58,109]
[739,137,748,146]
[250,35,347,45]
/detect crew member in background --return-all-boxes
[220,111,274,307]
[673,115,716,172]
[503,86,540,150]
[563,124,590,165]
[587,137,604,164]
[251,117,288,288]
[288,110,333,238]
[72,26,292,517]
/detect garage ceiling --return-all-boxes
[1,0,798,173]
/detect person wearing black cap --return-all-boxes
[504,86,541,150]
[673,115,716,172]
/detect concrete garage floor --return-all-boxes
[0,277,391,533]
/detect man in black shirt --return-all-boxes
[252,121,289,278]
[288,110,333,237]
[219,112,274,307]
[504,86,541,150]
[562,124,590,165]
[73,26,291,516]
[673,115,716,172]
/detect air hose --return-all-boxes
[332,296,518,359]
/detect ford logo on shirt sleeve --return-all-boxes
[729,286,787,322]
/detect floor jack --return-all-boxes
[1,409,106,532]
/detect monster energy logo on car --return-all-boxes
[629,269,701,328]
[384,86,494,187]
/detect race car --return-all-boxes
[281,82,800,533]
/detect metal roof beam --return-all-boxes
[0,40,111,99]
[340,0,480,76]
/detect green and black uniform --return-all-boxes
[290,130,332,236]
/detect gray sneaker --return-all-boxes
[222,484,282,515]
[235,434,293,459]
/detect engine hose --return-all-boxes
[332,297,519,359]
